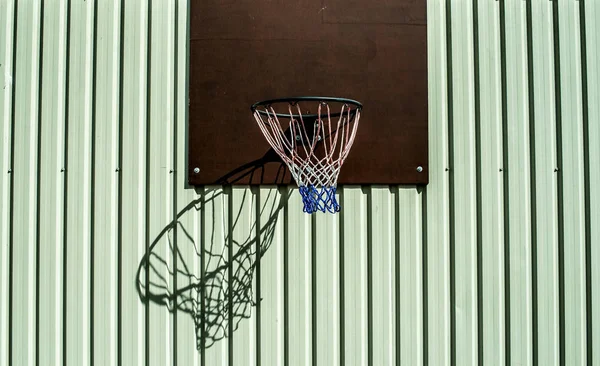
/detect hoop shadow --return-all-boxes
[214,148,290,185]
[136,152,290,350]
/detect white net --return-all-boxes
[252,99,361,213]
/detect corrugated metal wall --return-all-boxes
[0,0,598,365]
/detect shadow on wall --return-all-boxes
[136,156,290,351]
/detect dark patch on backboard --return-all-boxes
[188,0,428,185]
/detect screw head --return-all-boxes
[193,167,200,174]
[416,166,423,173]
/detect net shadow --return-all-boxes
[136,160,290,350]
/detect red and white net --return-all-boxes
[252,101,361,189]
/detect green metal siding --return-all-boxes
[0,0,599,365]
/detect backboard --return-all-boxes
[188,0,428,185]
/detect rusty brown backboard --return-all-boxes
[188,0,428,185]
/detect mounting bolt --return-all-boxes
[416,166,423,173]
[295,135,301,141]
[193,167,200,174]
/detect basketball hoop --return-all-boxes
[251,97,362,213]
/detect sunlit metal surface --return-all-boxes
[1,0,599,365]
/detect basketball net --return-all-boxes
[253,102,360,213]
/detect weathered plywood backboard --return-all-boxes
[188,0,428,185]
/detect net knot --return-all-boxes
[299,185,340,214]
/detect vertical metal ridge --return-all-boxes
[254,186,262,366]
[425,0,452,359]
[117,0,125,363]
[498,1,511,365]
[7,1,19,362]
[282,186,290,366]
[35,1,45,365]
[392,186,401,366]
[281,187,290,366]
[11,0,47,362]
[49,0,68,359]
[551,1,565,364]
[90,0,99,363]
[144,0,152,364]
[281,187,289,366]
[37,0,69,360]
[579,0,592,362]
[444,1,456,365]
[524,1,538,364]
[171,1,179,364]
[472,0,484,363]
[227,187,233,366]
[421,186,428,366]
[338,187,345,366]
[199,188,206,366]
[0,3,15,360]
[449,194,456,366]
[417,188,425,366]
[365,187,373,366]
[310,212,317,366]
[555,0,587,357]
[525,1,561,360]
[62,1,72,364]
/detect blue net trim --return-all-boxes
[299,185,340,214]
